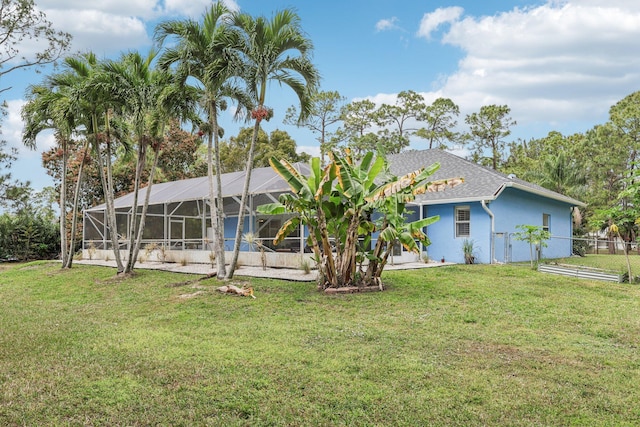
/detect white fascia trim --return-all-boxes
[411,196,498,206]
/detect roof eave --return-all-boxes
[413,195,498,206]
[411,182,587,208]
[503,182,587,207]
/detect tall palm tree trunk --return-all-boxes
[129,145,161,270]
[96,145,123,272]
[206,133,219,264]
[207,103,226,277]
[214,120,227,277]
[96,112,124,273]
[226,118,261,279]
[59,137,68,268]
[124,140,146,273]
[63,139,90,268]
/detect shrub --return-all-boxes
[300,257,311,274]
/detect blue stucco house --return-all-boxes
[83,149,584,266]
[387,149,585,264]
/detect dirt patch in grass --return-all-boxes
[95,275,132,285]
[177,290,207,299]
[324,285,383,294]
[460,341,587,370]
[18,264,48,270]
[165,280,197,288]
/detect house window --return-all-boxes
[543,213,551,233]
[455,206,470,237]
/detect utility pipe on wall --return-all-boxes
[481,200,495,264]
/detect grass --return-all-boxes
[1,258,640,425]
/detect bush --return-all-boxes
[0,212,60,261]
[572,224,588,257]
[573,239,588,257]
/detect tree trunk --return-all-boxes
[124,139,146,274]
[364,225,388,285]
[208,102,226,278]
[608,234,616,254]
[206,129,218,269]
[63,139,90,268]
[226,118,262,279]
[98,113,124,273]
[529,242,534,268]
[376,241,394,279]
[315,202,337,288]
[129,146,160,269]
[619,232,633,282]
[59,137,68,268]
[338,215,359,286]
[492,141,498,170]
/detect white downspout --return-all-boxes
[481,200,495,264]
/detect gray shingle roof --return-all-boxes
[387,149,585,207]
[86,162,310,211]
[87,149,584,212]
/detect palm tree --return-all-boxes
[22,79,76,267]
[526,151,587,199]
[22,56,97,269]
[76,52,130,273]
[224,8,320,279]
[100,50,196,274]
[156,2,252,278]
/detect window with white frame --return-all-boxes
[543,213,550,233]
[455,206,470,237]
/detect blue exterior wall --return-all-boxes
[219,188,575,262]
[224,216,251,251]
[424,202,492,264]
[489,188,573,262]
[423,188,575,264]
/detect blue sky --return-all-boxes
[3,0,640,191]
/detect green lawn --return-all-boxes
[1,259,639,426]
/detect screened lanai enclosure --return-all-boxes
[83,163,315,268]
[83,160,426,268]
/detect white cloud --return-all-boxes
[45,9,150,55]
[39,0,160,19]
[298,145,320,157]
[4,99,56,157]
[2,100,57,190]
[375,17,400,32]
[33,1,242,57]
[356,90,445,109]
[557,0,640,12]
[5,100,27,152]
[163,0,240,16]
[38,0,239,22]
[355,92,399,107]
[419,1,640,130]
[416,7,464,40]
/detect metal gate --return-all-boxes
[493,232,510,263]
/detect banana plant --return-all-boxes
[258,150,463,289]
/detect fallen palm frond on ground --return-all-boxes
[216,284,256,298]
